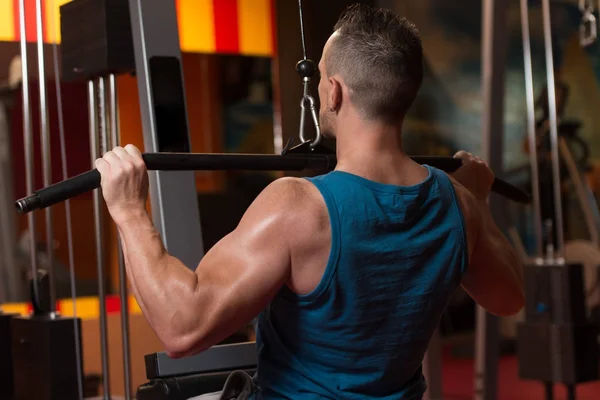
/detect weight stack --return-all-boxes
[11,315,83,400]
[60,0,135,82]
[517,263,599,384]
[0,312,17,400]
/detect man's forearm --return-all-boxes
[478,200,525,291]
[115,210,200,346]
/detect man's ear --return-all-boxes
[329,77,342,112]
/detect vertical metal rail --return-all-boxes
[127,0,204,271]
[541,0,565,261]
[48,0,84,394]
[18,0,39,306]
[476,1,509,399]
[108,73,133,399]
[520,0,544,259]
[89,80,111,399]
[35,0,56,310]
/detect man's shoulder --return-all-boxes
[256,177,327,230]
[262,177,322,205]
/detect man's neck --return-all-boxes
[333,116,427,185]
[335,116,405,168]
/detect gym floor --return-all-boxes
[441,347,599,399]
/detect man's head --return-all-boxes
[318,4,423,138]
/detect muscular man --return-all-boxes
[96,5,524,399]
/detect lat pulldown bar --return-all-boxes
[15,152,531,215]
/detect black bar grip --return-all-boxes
[15,153,530,214]
[490,178,530,205]
[15,169,101,213]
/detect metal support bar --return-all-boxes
[109,73,132,400]
[89,80,111,400]
[18,0,40,306]
[477,1,509,399]
[423,329,443,400]
[36,0,56,310]
[520,0,544,258]
[541,0,565,261]
[127,0,204,270]
[0,100,19,301]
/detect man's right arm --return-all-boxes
[459,190,525,316]
[449,151,525,316]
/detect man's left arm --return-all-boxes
[96,145,294,358]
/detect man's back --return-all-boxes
[254,166,467,399]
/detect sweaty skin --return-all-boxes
[96,33,524,359]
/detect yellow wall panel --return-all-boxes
[0,303,28,315]
[70,297,100,320]
[45,0,72,43]
[0,0,15,41]
[178,0,215,53]
[237,0,272,56]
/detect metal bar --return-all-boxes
[48,0,84,394]
[545,383,553,400]
[14,154,532,214]
[474,307,500,400]
[520,0,544,258]
[109,73,132,400]
[477,0,509,399]
[566,384,575,400]
[36,0,56,310]
[89,80,111,400]
[541,0,565,260]
[98,78,108,154]
[0,100,19,301]
[422,329,443,400]
[142,152,335,171]
[0,202,6,302]
[559,138,599,244]
[18,0,39,306]
[109,75,119,148]
[128,0,204,271]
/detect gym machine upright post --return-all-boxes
[473,2,510,400]
[7,1,84,400]
[516,1,599,399]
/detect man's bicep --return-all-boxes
[193,181,295,334]
[198,224,290,311]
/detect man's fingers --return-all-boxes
[103,151,120,165]
[124,144,146,168]
[124,144,142,157]
[95,158,109,176]
[454,150,475,166]
[453,150,468,159]
[112,146,132,161]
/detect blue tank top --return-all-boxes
[253,166,468,399]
